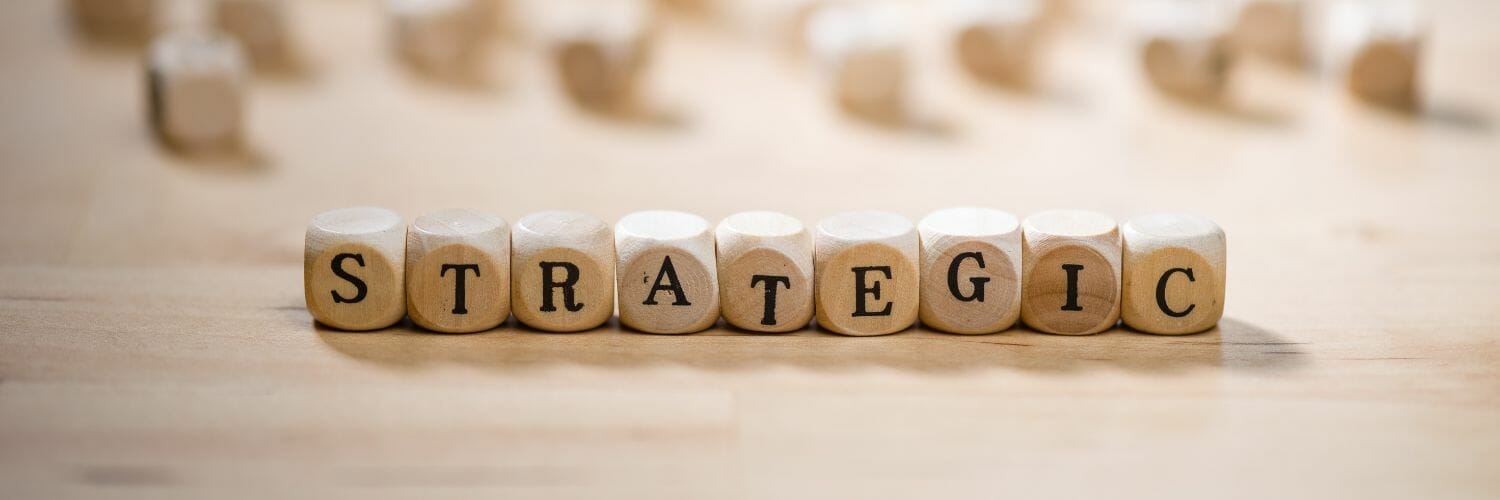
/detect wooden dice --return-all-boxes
[949,0,1045,87]
[806,4,908,121]
[512,211,615,332]
[1121,213,1226,335]
[405,209,510,333]
[305,207,407,331]
[1020,210,1121,335]
[615,211,720,334]
[1136,2,1235,102]
[386,0,489,75]
[70,0,158,43]
[550,1,653,112]
[815,211,919,336]
[214,0,292,69]
[1326,0,1423,109]
[147,31,247,151]
[1230,0,1305,66]
[918,207,1022,334]
[716,211,814,333]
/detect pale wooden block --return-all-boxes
[547,0,653,111]
[918,207,1021,335]
[213,0,291,69]
[814,211,919,336]
[1121,213,1226,335]
[405,209,511,333]
[511,211,615,332]
[948,0,1045,86]
[304,207,406,331]
[1134,1,1236,102]
[1020,210,1121,335]
[1324,0,1424,109]
[387,0,489,74]
[806,4,907,121]
[70,0,158,43]
[1230,0,1306,66]
[615,211,720,334]
[147,30,247,151]
[715,211,814,333]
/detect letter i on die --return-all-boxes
[304,207,407,331]
[918,207,1022,334]
[716,211,814,332]
[405,209,510,333]
[616,211,720,334]
[511,211,615,332]
[1121,213,1225,335]
[1020,210,1121,335]
[814,211,919,336]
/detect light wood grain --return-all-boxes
[1121,212,1226,335]
[917,206,1022,334]
[303,206,407,331]
[404,208,510,333]
[814,210,920,336]
[511,210,615,332]
[615,210,720,334]
[2,0,1500,497]
[715,210,814,332]
[1020,209,1121,335]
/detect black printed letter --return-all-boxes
[851,266,893,317]
[1155,267,1197,318]
[539,261,584,312]
[946,251,989,302]
[1060,264,1084,311]
[750,275,791,326]
[330,253,367,304]
[441,264,481,314]
[642,256,692,306]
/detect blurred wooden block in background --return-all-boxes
[214,0,292,70]
[1135,1,1236,103]
[511,211,616,333]
[304,207,407,331]
[146,30,247,152]
[548,0,654,113]
[1326,0,1423,110]
[1121,213,1226,335]
[386,0,490,76]
[70,0,158,44]
[1230,0,1306,66]
[814,211,919,336]
[405,209,511,333]
[949,0,1045,88]
[616,211,720,334]
[715,211,814,333]
[1020,210,1120,335]
[918,207,1022,335]
[806,3,908,122]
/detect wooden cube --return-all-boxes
[918,207,1021,334]
[147,31,247,151]
[70,0,158,43]
[715,211,814,332]
[1121,213,1225,335]
[549,0,653,112]
[1020,210,1120,335]
[387,0,489,75]
[405,209,510,333]
[949,0,1044,87]
[1230,0,1306,66]
[1135,2,1235,102]
[214,0,292,69]
[616,211,720,334]
[814,211,919,336]
[304,207,406,331]
[806,4,907,121]
[512,211,615,332]
[1326,0,1423,109]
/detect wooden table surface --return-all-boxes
[2,0,1498,497]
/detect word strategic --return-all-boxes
[304,208,1226,336]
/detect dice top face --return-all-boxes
[1020,210,1121,335]
[716,211,814,332]
[1121,213,1226,335]
[815,211,919,336]
[918,207,1022,334]
[148,31,247,150]
[304,207,406,331]
[616,211,720,334]
[405,209,510,333]
[512,211,615,332]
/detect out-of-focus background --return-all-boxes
[1,0,1498,497]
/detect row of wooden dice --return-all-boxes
[306,207,1225,336]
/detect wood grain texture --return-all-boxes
[615,210,720,334]
[404,208,510,333]
[1020,209,1121,335]
[2,0,1499,497]
[917,207,1022,334]
[715,210,814,332]
[511,210,615,332]
[1121,212,1226,335]
[303,206,406,331]
[814,210,920,336]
